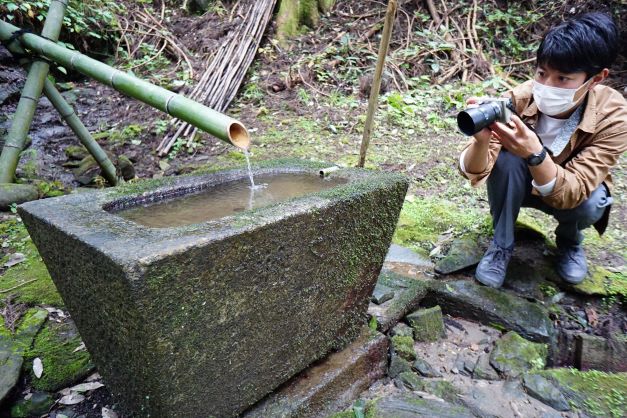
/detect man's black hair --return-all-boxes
[536,12,619,77]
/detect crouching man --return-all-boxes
[459,12,627,288]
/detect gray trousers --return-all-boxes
[487,150,613,249]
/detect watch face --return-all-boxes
[527,148,546,166]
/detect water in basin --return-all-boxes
[116,173,347,228]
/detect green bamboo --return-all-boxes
[0,20,250,150]
[42,80,118,185]
[0,0,68,183]
[1,15,119,186]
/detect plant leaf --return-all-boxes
[33,357,43,378]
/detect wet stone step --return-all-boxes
[424,280,555,344]
[243,327,388,418]
[367,270,430,333]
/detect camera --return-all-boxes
[457,98,514,136]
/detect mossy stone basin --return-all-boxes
[18,159,408,417]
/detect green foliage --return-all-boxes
[0,0,123,52]
[480,4,544,62]
[36,180,66,198]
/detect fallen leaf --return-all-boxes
[4,252,26,267]
[59,393,85,405]
[69,382,104,393]
[86,372,101,381]
[72,342,86,353]
[585,306,598,327]
[33,358,43,378]
[102,408,119,418]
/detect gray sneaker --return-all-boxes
[556,245,587,284]
[475,241,513,288]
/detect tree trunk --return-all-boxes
[276,0,335,41]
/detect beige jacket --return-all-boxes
[460,80,627,234]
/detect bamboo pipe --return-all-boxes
[0,0,68,183]
[0,20,250,150]
[2,32,119,186]
[358,0,397,168]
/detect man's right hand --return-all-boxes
[466,97,495,143]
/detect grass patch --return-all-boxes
[393,196,491,254]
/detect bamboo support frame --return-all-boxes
[0,0,68,183]
[358,0,397,168]
[42,80,119,185]
[0,19,250,151]
[2,32,119,185]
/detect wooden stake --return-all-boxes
[358,0,397,168]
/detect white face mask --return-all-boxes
[532,79,592,116]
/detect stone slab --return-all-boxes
[243,328,388,418]
[367,393,475,418]
[18,160,408,417]
[575,333,627,372]
[425,280,555,343]
[434,237,483,274]
[406,306,446,342]
[522,373,570,411]
[384,244,432,267]
[367,270,430,333]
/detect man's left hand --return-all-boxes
[490,115,543,157]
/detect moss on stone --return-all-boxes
[397,372,460,403]
[391,335,416,361]
[490,331,547,378]
[0,219,62,307]
[24,320,94,392]
[536,368,626,418]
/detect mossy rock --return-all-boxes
[0,183,38,210]
[554,266,627,298]
[391,335,416,362]
[434,235,483,275]
[489,331,547,378]
[534,368,627,418]
[24,319,94,392]
[0,219,62,307]
[396,372,459,403]
[64,145,88,161]
[0,308,48,403]
[10,391,54,418]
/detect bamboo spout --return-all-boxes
[0,20,250,150]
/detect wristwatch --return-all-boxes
[526,147,547,166]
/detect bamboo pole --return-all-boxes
[0,0,68,183]
[1,26,119,186]
[0,20,250,150]
[358,0,397,168]
[42,80,118,185]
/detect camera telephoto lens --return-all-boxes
[457,102,502,136]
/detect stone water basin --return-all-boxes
[18,160,408,417]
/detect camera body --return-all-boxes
[457,97,514,136]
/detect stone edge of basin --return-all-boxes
[17,159,409,265]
